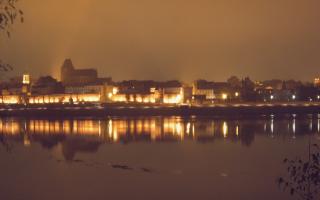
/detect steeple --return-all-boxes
[61,58,74,82]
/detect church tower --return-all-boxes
[61,59,74,83]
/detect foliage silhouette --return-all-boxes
[0,0,23,72]
[278,143,320,200]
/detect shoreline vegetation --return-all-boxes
[0,101,320,118]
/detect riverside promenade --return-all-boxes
[0,102,320,118]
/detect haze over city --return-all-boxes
[1,0,320,81]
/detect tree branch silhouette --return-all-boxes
[0,0,23,71]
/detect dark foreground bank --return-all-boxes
[0,102,320,118]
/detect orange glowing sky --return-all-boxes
[0,0,320,82]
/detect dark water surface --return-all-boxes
[0,115,319,200]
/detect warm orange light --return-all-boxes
[222,93,228,100]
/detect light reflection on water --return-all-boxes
[0,116,319,146]
[0,115,320,200]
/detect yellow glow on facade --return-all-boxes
[0,96,20,104]
[112,94,127,102]
[150,87,156,93]
[163,94,182,104]
[28,94,101,104]
[22,74,30,85]
[113,87,119,95]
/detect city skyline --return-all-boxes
[1,0,320,81]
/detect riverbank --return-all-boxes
[0,102,320,118]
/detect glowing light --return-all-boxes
[270,95,274,100]
[163,94,182,104]
[292,119,296,134]
[112,94,127,102]
[175,123,182,136]
[113,129,118,142]
[192,124,195,138]
[235,92,239,97]
[23,135,31,147]
[112,87,119,95]
[292,95,296,100]
[222,93,228,100]
[108,120,113,138]
[222,122,228,138]
[136,96,143,103]
[186,122,191,135]
[236,125,239,136]
[1,96,19,104]
[150,87,156,93]
[22,74,30,85]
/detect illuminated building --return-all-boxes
[28,93,100,104]
[22,74,30,85]
[0,95,20,104]
[193,80,215,100]
[0,75,32,96]
[61,59,102,85]
[161,81,184,104]
[193,80,233,102]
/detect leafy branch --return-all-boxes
[0,0,23,37]
[278,144,320,200]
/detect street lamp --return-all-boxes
[222,93,228,100]
[270,95,274,100]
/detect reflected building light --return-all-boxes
[98,120,101,136]
[236,125,239,137]
[108,120,113,138]
[175,123,182,133]
[113,128,118,142]
[211,122,215,136]
[63,120,71,134]
[223,122,228,138]
[292,119,296,139]
[24,120,27,131]
[318,118,320,133]
[192,124,195,138]
[175,122,183,139]
[270,119,274,135]
[186,122,191,135]
[264,123,267,132]
[309,119,313,132]
[23,135,31,147]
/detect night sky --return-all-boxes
[0,0,319,82]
